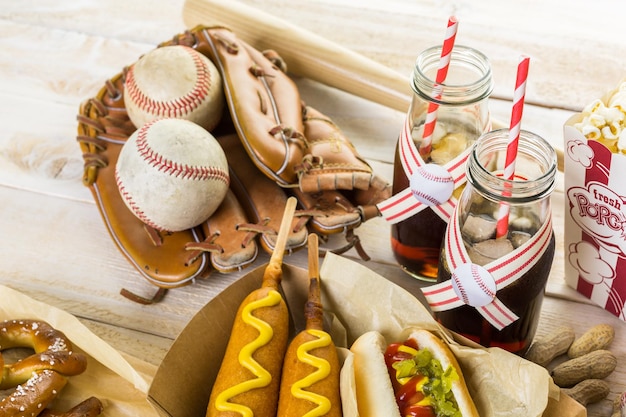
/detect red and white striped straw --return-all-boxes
[419,16,458,156]
[496,55,530,239]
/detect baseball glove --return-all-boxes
[76,25,391,302]
[195,26,390,197]
[182,25,390,255]
[77,73,211,303]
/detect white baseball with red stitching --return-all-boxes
[409,163,454,206]
[124,45,224,131]
[115,118,229,232]
[451,263,497,307]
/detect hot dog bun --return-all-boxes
[407,329,478,417]
[350,331,401,417]
[350,329,479,417]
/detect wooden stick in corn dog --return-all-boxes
[277,233,342,417]
[206,197,298,417]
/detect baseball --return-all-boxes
[124,45,224,131]
[115,118,229,232]
[409,163,454,206]
[451,263,497,307]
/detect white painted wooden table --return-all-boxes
[0,0,624,416]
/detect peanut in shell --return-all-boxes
[568,323,615,358]
[525,326,575,367]
[551,349,616,387]
[562,379,611,406]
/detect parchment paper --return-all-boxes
[319,253,570,417]
[0,285,158,416]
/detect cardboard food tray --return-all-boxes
[148,253,585,417]
[0,285,159,416]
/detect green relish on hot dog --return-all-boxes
[350,330,479,417]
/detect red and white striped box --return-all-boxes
[563,81,626,321]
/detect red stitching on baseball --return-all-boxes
[135,123,229,185]
[452,271,469,305]
[418,166,453,184]
[471,264,495,299]
[115,169,162,230]
[125,46,212,118]
[412,189,443,205]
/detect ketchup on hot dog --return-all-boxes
[384,339,461,417]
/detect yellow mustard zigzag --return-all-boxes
[292,328,333,417]
[215,289,282,417]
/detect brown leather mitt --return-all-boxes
[76,25,392,300]
[194,26,391,200]
[176,26,391,244]
[195,26,306,187]
[217,133,308,255]
[76,73,212,295]
[185,188,259,274]
[75,73,304,299]
[298,105,389,195]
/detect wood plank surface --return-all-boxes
[0,1,624,416]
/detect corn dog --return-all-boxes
[277,234,342,417]
[205,198,298,417]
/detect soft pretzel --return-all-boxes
[39,397,104,417]
[1,350,87,390]
[0,320,72,352]
[0,320,96,417]
[0,320,87,390]
[0,369,68,417]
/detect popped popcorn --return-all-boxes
[574,81,626,153]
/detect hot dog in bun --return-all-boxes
[350,329,479,417]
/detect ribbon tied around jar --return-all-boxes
[377,116,471,223]
[422,203,554,330]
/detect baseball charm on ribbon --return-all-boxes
[422,203,554,330]
[450,263,497,307]
[377,116,470,223]
[409,164,454,206]
[378,17,476,225]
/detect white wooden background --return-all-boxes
[0,0,625,416]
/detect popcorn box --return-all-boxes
[563,80,626,321]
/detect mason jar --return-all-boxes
[430,129,557,355]
[389,45,493,282]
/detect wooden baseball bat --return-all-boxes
[181,0,565,171]
[182,0,412,112]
